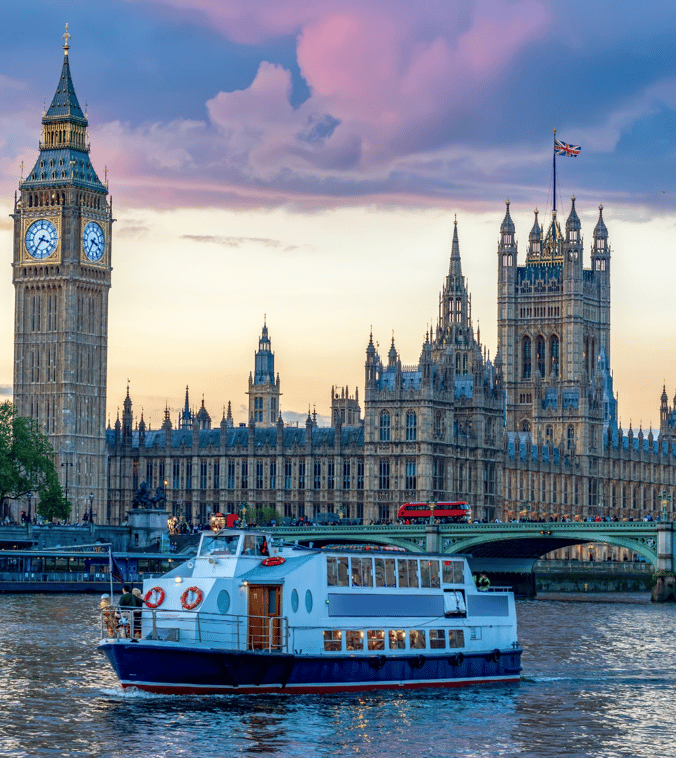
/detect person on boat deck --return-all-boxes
[118,585,141,637]
[131,588,144,638]
[119,584,137,608]
[100,594,117,637]
[477,573,491,591]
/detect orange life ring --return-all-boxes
[144,586,165,609]
[180,586,204,610]
[261,556,285,567]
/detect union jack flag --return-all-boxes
[555,139,581,157]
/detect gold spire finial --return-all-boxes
[63,24,71,55]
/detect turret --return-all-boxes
[498,200,517,286]
[122,386,132,447]
[591,204,610,276]
[528,209,541,257]
[661,385,669,427]
[565,196,581,244]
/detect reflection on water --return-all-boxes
[0,593,674,757]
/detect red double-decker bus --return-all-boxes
[397,501,471,523]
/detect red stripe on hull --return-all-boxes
[121,676,520,696]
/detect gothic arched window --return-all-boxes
[567,425,575,451]
[405,411,417,441]
[434,411,443,440]
[379,411,391,442]
[546,425,553,442]
[536,335,545,378]
[522,336,532,379]
[521,420,531,433]
[549,335,559,377]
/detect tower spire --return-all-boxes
[449,214,462,277]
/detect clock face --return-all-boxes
[82,221,105,262]
[25,219,58,260]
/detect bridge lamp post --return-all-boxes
[27,492,32,525]
[428,499,436,525]
[88,492,94,524]
[241,502,248,527]
[661,491,671,522]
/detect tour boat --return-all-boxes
[99,529,522,694]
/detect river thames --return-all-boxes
[0,593,673,758]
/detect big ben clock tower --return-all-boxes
[12,26,112,518]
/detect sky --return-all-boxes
[1,0,676,431]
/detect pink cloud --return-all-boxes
[71,1,552,206]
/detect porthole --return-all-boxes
[291,589,299,613]
[305,589,313,613]
[216,589,230,614]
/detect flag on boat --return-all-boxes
[109,552,126,583]
[554,139,581,157]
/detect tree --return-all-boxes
[0,401,59,509]
[37,473,71,522]
[251,506,281,526]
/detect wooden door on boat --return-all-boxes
[247,585,281,650]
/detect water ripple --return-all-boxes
[0,593,674,757]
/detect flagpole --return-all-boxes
[553,127,557,213]
[108,547,114,599]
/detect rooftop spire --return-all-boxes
[45,27,85,122]
[449,214,462,277]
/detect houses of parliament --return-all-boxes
[11,34,676,526]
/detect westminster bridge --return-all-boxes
[266,521,674,576]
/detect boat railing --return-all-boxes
[101,607,289,653]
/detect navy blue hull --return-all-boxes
[101,641,522,694]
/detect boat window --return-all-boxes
[291,589,299,613]
[388,629,406,649]
[199,534,240,556]
[409,630,426,649]
[374,558,385,587]
[430,560,440,588]
[327,556,349,586]
[268,588,278,614]
[305,589,313,613]
[407,560,419,588]
[420,561,431,588]
[346,630,364,651]
[443,590,466,616]
[442,560,464,584]
[384,558,396,587]
[360,558,373,587]
[429,630,446,649]
[469,627,481,641]
[351,557,363,587]
[216,589,230,614]
[449,630,465,648]
[243,535,267,556]
[323,630,342,651]
[337,557,349,586]
[397,559,409,588]
[367,630,385,650]
[327,556,337,585]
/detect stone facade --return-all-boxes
[11,34,111,519]
[105,204,676,527]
